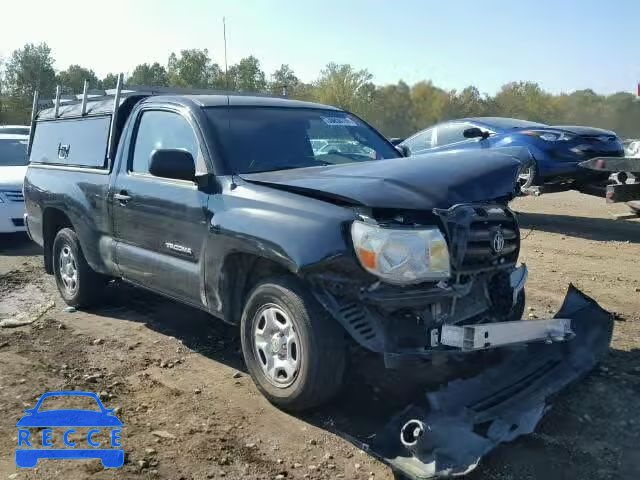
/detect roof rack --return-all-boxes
[28,73,289,158]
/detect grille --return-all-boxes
[1,190,24,202]
[11,218,24,227]
[338,301,377,342]
[436,204,519,273]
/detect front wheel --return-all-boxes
[240,276,346,411]
[518,161,539,189]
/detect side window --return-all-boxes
[30,117,111,168]
[434,124,470,147]
[131,110,198,173]
[403,129,433,154]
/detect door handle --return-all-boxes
[113,192,131,204]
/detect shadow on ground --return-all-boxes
[515,211,640,243]
[84,281,640,480]
[0,233,42,256]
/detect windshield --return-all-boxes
[0,138,29,166]
[481,117,548,130]
[205,107,400,173]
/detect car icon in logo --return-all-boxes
[15,391,123,468]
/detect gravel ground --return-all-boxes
[0,191,639,480]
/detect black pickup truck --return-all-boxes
[24,85,541,411]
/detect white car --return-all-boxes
[0,133,29,233]
[0,125,30,136]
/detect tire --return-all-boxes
[518,160,539,189]
[240,276,346,411]
[52,228,105,308]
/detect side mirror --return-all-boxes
[463,127,490,140]
[149,149,195,181]
[389,137,405,146]
[395,145,411,157]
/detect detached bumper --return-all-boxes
[351,285,613,479]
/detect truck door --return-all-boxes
[111,108,209,307]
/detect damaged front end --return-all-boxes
[364,285,613,479]
[304,203,613,478]
[307,203,534,364]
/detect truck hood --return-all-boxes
[0,165,27,189]
[241,149,522,209]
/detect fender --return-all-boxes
[203,176,357,319]
[24,166,115,276]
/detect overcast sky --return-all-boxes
[2,0,638,95]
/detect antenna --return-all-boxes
[223,16,229,89]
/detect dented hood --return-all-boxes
[241,149,522,209]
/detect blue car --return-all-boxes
[15,391,123,468]
[400,117,624,188]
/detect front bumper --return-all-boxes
[313,265,529,358]
[342,285,613,479]
[0,200,26,233]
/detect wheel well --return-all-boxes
[221,253,291,324]
[42,208,73,274]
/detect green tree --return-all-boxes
[410,80,447,130]
[313,63,374,117]
[3,43,56,123]
[56,64,99,93]
[128,62,168,86]
[492,81,558,122]
[442,86,488,120]
[4,42,56,100]
[99,73,120,90]
[227,56,267,92]
[369,81,413,137]
[270,64,299,95]
[167,49,222,89]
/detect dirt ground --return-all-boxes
[1,191,639,480]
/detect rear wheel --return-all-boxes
[240,276,346,411]
[52,228,106,308]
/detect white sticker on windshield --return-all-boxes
[321,116,358,127]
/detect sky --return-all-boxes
[1,0,638,96]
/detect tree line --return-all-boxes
[1,42,639,139]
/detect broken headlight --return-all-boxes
[351,220,450,284]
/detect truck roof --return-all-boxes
[36,93,340,121]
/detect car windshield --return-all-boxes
[205,107,400,173]
[0,138,29,166]
[481,118,548,130]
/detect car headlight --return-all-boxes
[351,220,450,284]
[521,130,575,142]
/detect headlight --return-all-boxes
[351,220,450,284]
[521,130,575,142]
